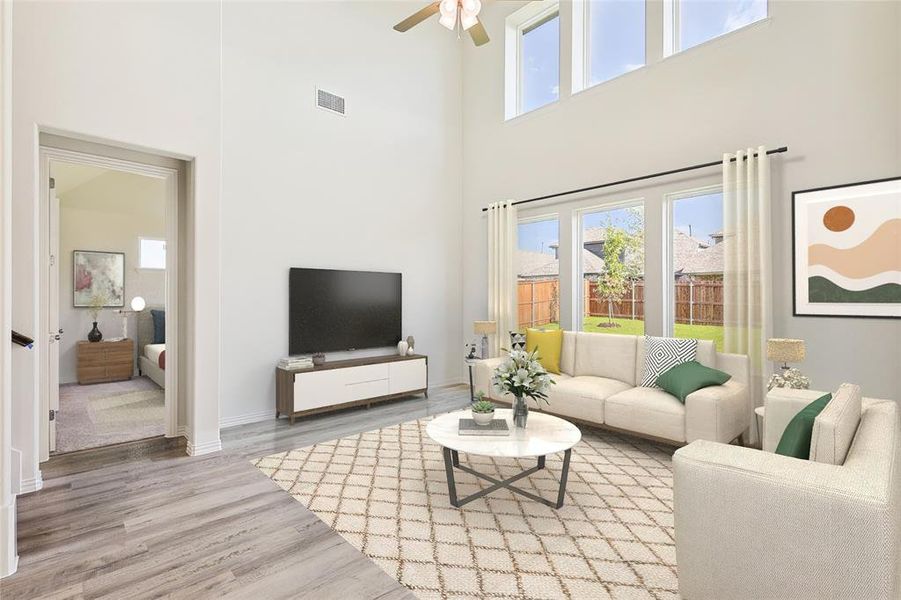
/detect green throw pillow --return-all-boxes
[774,393,833,459]
[654,360,731,403]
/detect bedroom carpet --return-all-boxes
[56,377,165,453]
[255,417,679,600]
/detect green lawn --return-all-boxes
[530,318,724,351]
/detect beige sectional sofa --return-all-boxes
[472,331,751,445]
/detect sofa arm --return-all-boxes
[674,440,897,599]
[472,357,507,400]
[685,380,749,443]
[763,387,827,452]
[715,351,749,385]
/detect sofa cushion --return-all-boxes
[546,376,631,425]
[810,383,862,465]
[573,332,637,385]
[526,328,563,374]
[655,360,731,403]
[560,331,577,376]
[775,393,832,459]
[639,336,698,387]
[635,337,714,385]
[605,387,686,442]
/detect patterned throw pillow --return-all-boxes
[509,331,526,352]
[640,336,698,388]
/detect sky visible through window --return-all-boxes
[588,0,645,85]
[679,0,767,51]
[673,192,723,243]
[521,13,559,113]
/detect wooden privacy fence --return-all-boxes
[517,278,724,329]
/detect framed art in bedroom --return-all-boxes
[792,176,901,319]
[73,250,125,307]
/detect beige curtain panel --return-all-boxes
[487,201,517,358]
[723,146,772,446]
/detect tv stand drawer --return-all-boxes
[346,378,390,401]
[389,358,427,394]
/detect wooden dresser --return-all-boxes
[77,339,134,384]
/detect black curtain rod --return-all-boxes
[481,146,788,212]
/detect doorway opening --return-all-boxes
[40,144,181,455]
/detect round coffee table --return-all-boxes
[426,408,581,509]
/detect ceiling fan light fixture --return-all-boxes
[438,12,457,30]
[460,11,478,30]
[438,0,458,30]
[461,0,481,14]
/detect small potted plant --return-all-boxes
[471,392,495,426]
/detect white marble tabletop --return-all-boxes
[426,408,581,458]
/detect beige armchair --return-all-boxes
[673,389,901,599]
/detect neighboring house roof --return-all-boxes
[517,249,605,278]
[680,238,725,275]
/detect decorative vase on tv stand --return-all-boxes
[87,321,103,343]
[397,340,409,356]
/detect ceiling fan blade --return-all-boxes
[469,19,490,46]
[394,2,441,32]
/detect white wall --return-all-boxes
[57,170,166,384]
[12,0,222,482]
[461,1,901,400]
[218,1,463,424]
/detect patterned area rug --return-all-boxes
[255,417,679,600]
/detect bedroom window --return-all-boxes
[665,0,767,56]
[572,0,646,92]
[505,2,560,119]
[139,237,166,270]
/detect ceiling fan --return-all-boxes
[393,0,491,46]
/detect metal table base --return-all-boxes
[440,446,572,509]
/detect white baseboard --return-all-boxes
[219,409,273,430]
[0,499,17,578]
[17,472,43,495]
[186,437,222,456]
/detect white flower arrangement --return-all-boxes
[491,349,554,405]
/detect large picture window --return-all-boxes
[517,217,560,331]
[670,190,724,349]
[580,204,644,335]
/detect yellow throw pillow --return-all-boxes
[525,328,563,374]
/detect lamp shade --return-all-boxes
[767,338,806,363]
[473,320,497,335]
[130,296,146,312]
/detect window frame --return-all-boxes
[575,198,646,333]
[138,236,167,271]
[505,1,561,120]
[663,0,769,57]
[516,213,562,332]
[662,184,722,337]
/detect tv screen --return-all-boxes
[289,268,402,354]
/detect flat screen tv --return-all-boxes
[289,268,402,354]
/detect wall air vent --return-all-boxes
[316,88,346,116]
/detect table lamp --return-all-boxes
[118,296,146,340]
[766,338,809,390]
[473,320,496,359]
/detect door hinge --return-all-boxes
[49,410,56,422]
[49,177,55,190]
[49,254,55,266]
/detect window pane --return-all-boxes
[517,219,560,333]
[581,206,644,335]
[672,192,723,349]
[588,0,645,86]
[679,0,766,51]
[521,13,560,113]
[140,238,166,269]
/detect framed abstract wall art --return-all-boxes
[792,176,900,319]
[73,250,125,307]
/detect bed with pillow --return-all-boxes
[137,306,166,389]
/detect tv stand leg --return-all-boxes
[290,413,295,425]
[276,410,280,418]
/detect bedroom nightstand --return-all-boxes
[77,339,134,384]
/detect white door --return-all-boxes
[48,176,60,452]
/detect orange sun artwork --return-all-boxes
[822,205,855,232]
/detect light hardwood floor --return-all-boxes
[2,385,471,599]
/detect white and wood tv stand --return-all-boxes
[275,353,428,424]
